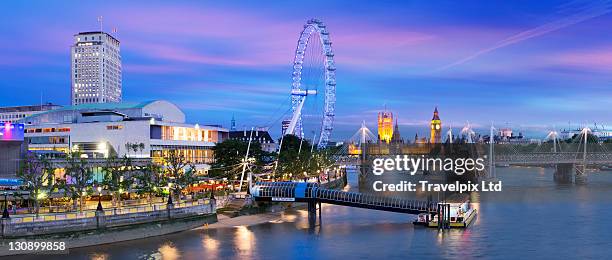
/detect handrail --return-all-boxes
[253,183,437,213]
[8,199,212,224]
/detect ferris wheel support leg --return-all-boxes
[286,96,307,136]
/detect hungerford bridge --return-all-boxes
[250,180,456,228]
[336,123,612,184]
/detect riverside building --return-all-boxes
[20,100,228,166]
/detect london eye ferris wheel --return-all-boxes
[284,19,336,149]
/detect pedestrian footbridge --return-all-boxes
[251,182,437,215]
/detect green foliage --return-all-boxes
[565,133,599,143]
[59,152,94,212]
[210,139,266,178]
[17,153,56,215]
[275,135,336,179]
[163,150,197,202]
[135,162,168,198]
[101,155,135,206]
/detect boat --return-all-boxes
[600,165,612,171]
[413,193,477,228]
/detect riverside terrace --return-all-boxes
[0,198,217,255]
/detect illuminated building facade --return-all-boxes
[430,107,441,143]
[21,100,227,165]
[0,122,26,179]
[378,110,394,143]
[71,31,122,105]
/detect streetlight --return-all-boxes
[2,192,9,219]
[96,186,103,212]
[167,182,173,205]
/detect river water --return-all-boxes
[16,167,612,259]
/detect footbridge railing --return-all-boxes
[252,182,437,215]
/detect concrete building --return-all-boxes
[0,103,62,123]
[71,31,122,105]
[21,100,228,166]
[229,128,277,153]
[0,123,26,180]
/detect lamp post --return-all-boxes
[167,183,173,205]
[96,186,103,212]
[12,191,18,215]
[2,192,9,219]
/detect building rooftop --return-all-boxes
[0,103,61,113]
[74,31,120,42]
[21,100,186,124]
[31,101,157,116]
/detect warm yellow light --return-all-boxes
[37,191,47,200]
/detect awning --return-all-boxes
[0,178,22,187]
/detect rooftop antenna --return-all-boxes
[97,16,103,32]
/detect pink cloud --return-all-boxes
[551,48,612,70]
[123,63,193,74]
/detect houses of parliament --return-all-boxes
[377,107,442,144]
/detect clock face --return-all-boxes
[435,124,440,130]
[431,125,435,130]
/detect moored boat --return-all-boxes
[413,193,477,228]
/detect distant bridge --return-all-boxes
[494,152,612,165]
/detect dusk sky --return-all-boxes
[1,0,611,140]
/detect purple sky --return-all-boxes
[1,0,611,140]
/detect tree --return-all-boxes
[17,153,56,216]
[135,162,168,204]
[210,139,264,178]
[60,152,94,212]
[274,135,338,180]
[163,150,197,203]
[124,142,145,157]
[101,155,134,207]
[565,133,599,144]
[276,135,313,179]
[174,165,197,201]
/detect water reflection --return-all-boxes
[89,253,109,260]
[234,226,255,257]
[201,232,219,259]
[19,167,612,260]
[157,242,181,260]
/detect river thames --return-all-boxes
[16,167,612,259]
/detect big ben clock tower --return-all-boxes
[430,107,441,143]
